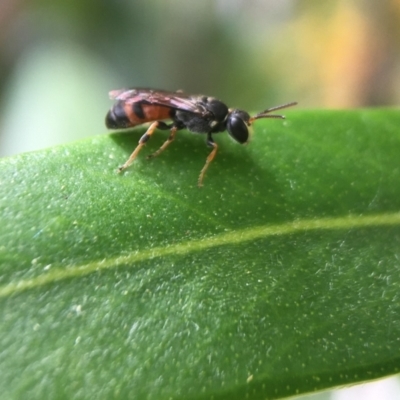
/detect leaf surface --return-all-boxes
[1,109,400,399]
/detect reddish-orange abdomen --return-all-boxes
[124,104,172,126]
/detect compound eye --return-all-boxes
[227,116,249,144]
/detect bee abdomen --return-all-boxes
[126,103,173,125]
[105,102,131,129]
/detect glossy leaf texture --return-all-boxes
[0,109,400,400]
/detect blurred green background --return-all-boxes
[0,0,399,398]
[1,0,400,157]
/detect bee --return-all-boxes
[105,88,296,186]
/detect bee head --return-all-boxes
[226,102,298,144]
[226,109,251,144]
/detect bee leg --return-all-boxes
[147,125,178,159]
[118,121,159,172]
[198,134,218,187]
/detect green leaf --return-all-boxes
[1,109,400,399]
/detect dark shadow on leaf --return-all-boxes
[109,128,292,224]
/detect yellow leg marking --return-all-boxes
[198,142,218,187]
[118,121,159,172]
[147,126,178,159]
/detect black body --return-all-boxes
[105,89,260,143]
[106,88,296,186]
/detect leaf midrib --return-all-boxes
[1,212,399,298]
